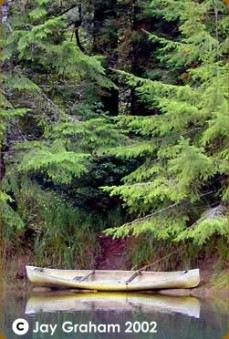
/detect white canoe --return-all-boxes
[25,292,200,318]
[26,266,200,291]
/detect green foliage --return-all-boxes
[176,204,228,245]
[0,192,25,236]
[103,0,229,248]
[127,236,200,271]
[107,142,156,158]
[1,0,125,267]
[2,0,121,168]
[167,139,215,199]
[50,117,125,151]
[2,178,98,268]
[29,7,48,20]
[18,147,90,185]
[2,0,228,269]
[3,73,41,92]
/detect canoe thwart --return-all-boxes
[80,270,95,281]
[126,271,141,285]
[75,270,95,282]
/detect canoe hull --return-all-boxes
[26,266,200,291]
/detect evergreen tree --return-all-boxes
[104,0,228,248]
[1,0,228,269]
[1,0,127,265]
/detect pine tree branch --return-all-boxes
[121,191,215,229]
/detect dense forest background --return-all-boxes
[1,0,228,272]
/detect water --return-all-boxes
[2,291,228,339]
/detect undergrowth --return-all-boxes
[127,235,228,272]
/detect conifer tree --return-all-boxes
[2,0,121,175]
[104,0,228,247]
[1,0,228,268]
[1,0,126,263]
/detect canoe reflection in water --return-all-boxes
[25,292,200,319]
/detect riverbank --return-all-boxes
[3,235,228,296]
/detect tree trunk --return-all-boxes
[129,0,153,115]
[93,0,119,115]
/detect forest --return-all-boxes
[0,0,228,275]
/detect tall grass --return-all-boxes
[127,235,228,271]
[3,177,228,273]
[3,179,100,269]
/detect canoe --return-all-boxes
[25,292,200,318]
[26,266,200,291]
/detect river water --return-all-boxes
[2,291,228,339]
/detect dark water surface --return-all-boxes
[2,292,228,339]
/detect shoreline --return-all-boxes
[3,280,229,300]
[157,286,229,299]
